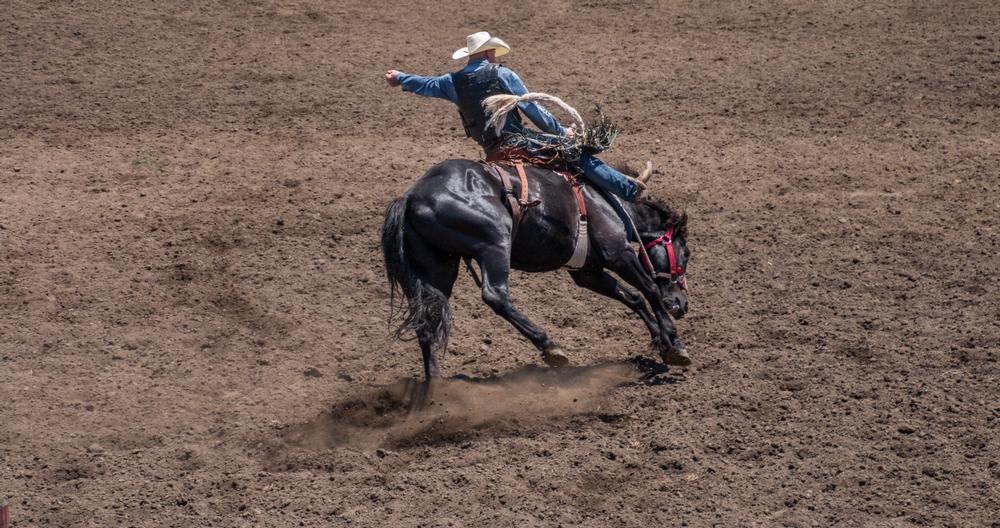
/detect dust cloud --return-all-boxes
[284,362,642,449]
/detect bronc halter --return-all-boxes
[640,225,688,290]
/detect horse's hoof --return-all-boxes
[660,347,692,367]
[543,348,570,368]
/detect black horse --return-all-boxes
[381,159,691,381]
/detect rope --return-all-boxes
[482,92,587,140]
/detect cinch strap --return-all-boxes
[559,171,589,269]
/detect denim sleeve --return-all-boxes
[396,72,458,103]
[498,67,565,136]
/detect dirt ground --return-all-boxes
[2,0,999,526]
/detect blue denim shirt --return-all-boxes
[395,58,566,136]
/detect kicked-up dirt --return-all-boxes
[2,0,999,526]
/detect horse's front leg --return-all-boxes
[475,247,569,367]
[604,249,691,366]
[569,269,661,342]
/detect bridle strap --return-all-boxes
[643,226,687,290]
[643,225,673,252]
[638,240,655,274]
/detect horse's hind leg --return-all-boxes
[569,270,661,342]
[475,248,569,367]
[418,338,441,380]
[405,233,460,382]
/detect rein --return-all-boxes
[642,225,688,290]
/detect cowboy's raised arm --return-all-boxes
[385,70,457,103]
[497,67,566,136]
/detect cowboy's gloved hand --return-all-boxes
[564,125,576,140]
[385,70,401,88]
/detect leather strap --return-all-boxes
[643,226,687,290]
[571,178,588,220]
[511,160,534,206]
[554,170,590,269]
[483,161,539,242]
[495,163,520,219]
[556,171,588,221]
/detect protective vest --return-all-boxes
[452,64,525,153]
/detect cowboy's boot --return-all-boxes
[627,161,653,200]
[632,178,648,200]
[638,160,653,184]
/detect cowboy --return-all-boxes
[385,31,651,202]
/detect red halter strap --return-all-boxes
[643,226,687,290]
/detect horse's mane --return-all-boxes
[609,162,688,238]
[632,197,688,239]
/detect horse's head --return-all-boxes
[635,200,690,319]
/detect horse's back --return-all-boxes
[407,159,504,201]
[398,158,602,271]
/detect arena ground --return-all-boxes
[2,0,999,526]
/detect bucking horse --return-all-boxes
[380,95,692,382]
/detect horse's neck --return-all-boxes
[623,200,654,232]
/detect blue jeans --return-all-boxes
[576,153,641,201]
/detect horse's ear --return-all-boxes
[678,211,689,238]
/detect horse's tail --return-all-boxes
[380,195,452,350]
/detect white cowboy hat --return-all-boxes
[452,31,510,60]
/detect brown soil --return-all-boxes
[2,1,999,526]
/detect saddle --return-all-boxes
[482,148,590,268]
